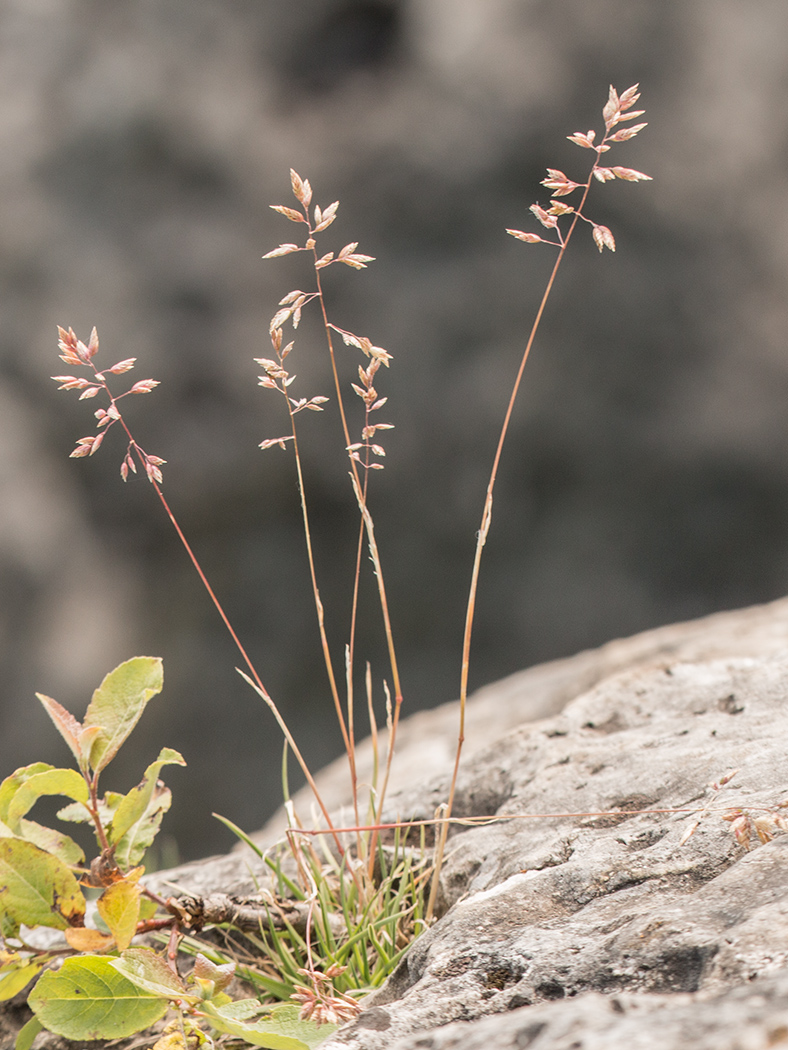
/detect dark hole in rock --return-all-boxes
[484,966,519,990]
[508,993,533,1010]
[647,945,718,993]
[582,711,627,734]
[535,979,566,1000]
[718,693,745,714]
[514,1022,547,1048]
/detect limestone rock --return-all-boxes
[319,639,788,1047]
[8,599,788,1049]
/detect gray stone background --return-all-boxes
[2,0,788,860]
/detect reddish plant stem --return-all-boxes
[86,378,347,856]
[166,922,181,974]
[426,166,599,922]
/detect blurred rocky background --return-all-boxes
[2,0,788,861]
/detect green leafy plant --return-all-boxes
[1,84,658,1048]
[0,658,334,1049]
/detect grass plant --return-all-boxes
[0,84,657,1048]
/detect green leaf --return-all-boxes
[139,895,159,922]
[0,839,85,930]
[29,955,168,1040]
[110,947,195,1002]
[14,1015,43,1050]
[58,789,122,826]
[4,768,89,832]
[109,748,186,844]
[0,909,19,939]
[112,783,173,870]
[85,658,164,773]
[265,1004,339,1050]
[16,819,85,867]
[216,998,269,1020]
[0,959,44,1001]
[192,953,235,993]
[96,880,141,952]
[0,764,53,825]
[198,1000,334,1049]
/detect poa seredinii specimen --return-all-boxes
[0,84,656,1048]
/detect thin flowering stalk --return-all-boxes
[257,321,372,861]
[256,328,351,808]
[427,84,652,921]
[342,350,399,872]
[263,173,404,839]
[313,246,404,796]
[53,326,349,860]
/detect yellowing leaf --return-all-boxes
[97,879,142,951]
[29,955,168,1040]
[85,658,164,773]
[0,838,85,931]
[16,819,85,867]
[58,789,122,827]
[4,768,89,831]
[152,1031,189,1050]
[0,959,44,1001]
[64,927,115,952]
[139,895,159,922]
[0,764,53,825]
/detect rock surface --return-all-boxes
[314,602,788,1048]
[6,598,788,1048]
[149,598,788,1048]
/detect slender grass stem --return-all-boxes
[426,174,597,922]
[313,261,405,800]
